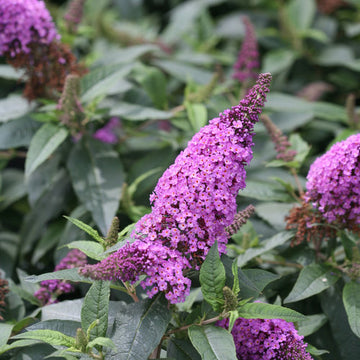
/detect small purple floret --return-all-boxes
[93,117,121,144]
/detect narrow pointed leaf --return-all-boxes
[188,325,237,360]
[199,241,226,312]
[284,264,339,303]
[25,124,68,177]
[12,329,76,347]
[26,268,88,283]
[343,281,360,338]
[237,302,306,322]
[63,216,104,243]
[0,340,43,355]
[81,281,110,340]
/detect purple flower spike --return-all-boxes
[80,73,272,303]
[305,133,360,230]
[0,0,60,57]
[233,17,260,83]
[93,117,121,144]
[217,317,313,360]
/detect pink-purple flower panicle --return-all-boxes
[233,17,260,83]
[35,249,87,306]
[0,0,60,57]
[217,317,313,360]
[64,0,86,33]
[305,133,360,230]
[79,73,272,303]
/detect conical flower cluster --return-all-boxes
[217,317,313,360]
[0,0,59,57]
[80,73,272,303]
[305,133,360,230]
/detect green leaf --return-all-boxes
[0,116,41,149]
[185,102,208,133]
[26,268,88,284]
[255,203,295,230]
[27,319,80,337]
[0,339,43,356]
[109,296,171,360]
[188,325,237,360]
[0,65,25,80]
[284,264,340,303]
[67,137,126,235]
[25,123,68,177]
[306,344,330,356]
[199,241,226,312]
[262,49,298,75]
[0,95,35,122]
[289,133,311,166]
[286,0,316,32]
[231,260,240,296]
[0,323,14,346]
[237,231,293,267]
[87,337,116,351]
[154,59,213,85]
[237,302,306,322]
[132,64,168,109]
[109,101,173,120]
[167,338,201,360]
[0,169,26,210]
[64,216,104,243]
[12,329,76,347]
[297,314,328,336]
[239,180,292,202]
[81,281,110,340]
[343,281,360,338]
[81,63,134,102]
[65,240,105,260]
[321,285,360,360]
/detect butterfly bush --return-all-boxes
[93,117,122,144]
[0,0,59,57]
[217,317,312,360]
[79,73,272,303]
[233,16,259,83]
[305,133,360,229]
[35,249,87,306]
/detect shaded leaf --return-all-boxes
[64,216,104,243]
[237,231,293,267]
[0,95,35,122]
[297,314,328,336]
[25,123,68,177]
[67,137,125,235]
[0,116,41,149]
[239,180,292,202]
[109,101,173,120]
[109,297,171,360]
[167,337,201,360]
[284,264,340,303]
[343,281,360,338]
[0,340,43,356]
[188,325,237,360]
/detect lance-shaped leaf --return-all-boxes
[167,338,201,360]
[25,123,68,177]
[81,281,110,340]
[199,241,226,312]
[65,240,105,261]
[108,296,171,360]
[284,264,339,303]
[63,216,104,244]
[0,340,43,356]
[67,137,125,235]
[26,268,88,284]
[12,329,76,347]
[237,302,306,322]
[343,281,360,338]
[188,325,237,360]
